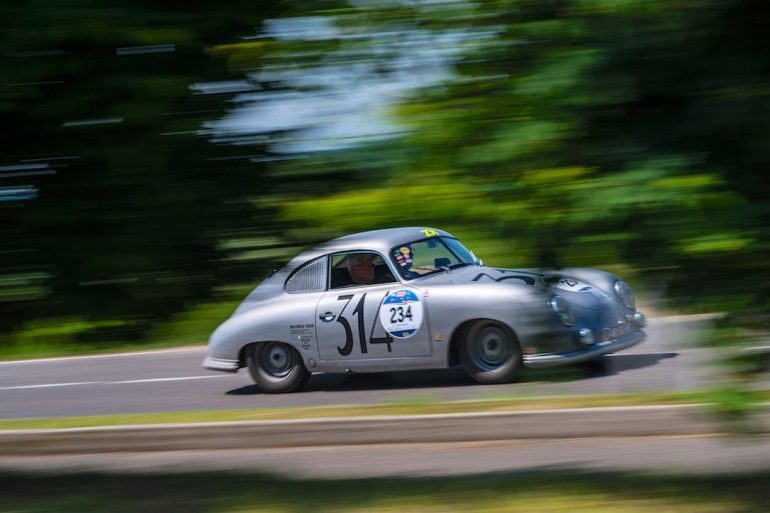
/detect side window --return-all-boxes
[285,257,327,293]
[330,252,396,289]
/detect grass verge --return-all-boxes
[1,389,768,430]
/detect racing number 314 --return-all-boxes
[336,293,393,355]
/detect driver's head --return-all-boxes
[347,253,376,284]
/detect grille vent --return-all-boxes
[285,257,327,293]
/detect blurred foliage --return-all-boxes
[3,0,770,352]
[704,311,770,428]
[0,0,312,347]
[229,0,770,312]
[1,470,769,513]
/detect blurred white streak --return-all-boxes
[0,163,49,172]
[116,44,176,56]
[0,170,56,178]
[0,185,37,201]
[62,118,123,127]
[0,163,55,178]
[190,81,256,95]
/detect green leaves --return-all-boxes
[261,0,769,307]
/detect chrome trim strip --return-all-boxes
[202,356,240,373]
[523,331,646,368]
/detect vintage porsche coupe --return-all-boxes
[204,227,646,393]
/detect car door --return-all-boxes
[315,251,432,362]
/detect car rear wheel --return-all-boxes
[246,342,310,393]
[459,320,522,384]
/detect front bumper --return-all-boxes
[203,355,240,373]
[523,330,646,368]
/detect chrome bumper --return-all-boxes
[203,355,240,373]
[523,330,646,368]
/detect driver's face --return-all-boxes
[348,254,375,284]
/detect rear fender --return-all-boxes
[206,295,320,366]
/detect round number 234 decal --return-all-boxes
[379,289,424,339]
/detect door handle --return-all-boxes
[319,312,336,323]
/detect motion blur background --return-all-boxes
[2,0,769,357]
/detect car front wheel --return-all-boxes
[459,320,522,385]
[246,342,310,393]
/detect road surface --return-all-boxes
[0,316,733,419]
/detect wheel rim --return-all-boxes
[468,325,515,372]
[259,342,293,379]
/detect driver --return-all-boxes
[347,253,376,285]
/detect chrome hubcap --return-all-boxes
[482,334,503,360]
[470,325,514,371]
[261,343,292,378]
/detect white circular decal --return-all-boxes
[379,289,424,339]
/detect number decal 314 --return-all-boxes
[336,293,393,355]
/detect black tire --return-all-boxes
[459,320,522,384]
[246,342,310,393]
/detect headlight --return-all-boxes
[614,280,635,310]
[579,328,595,345]
[548,295,575,326]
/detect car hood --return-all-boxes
[418,265,612,310]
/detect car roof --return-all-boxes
[287,226,455,269]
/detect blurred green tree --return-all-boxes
[0,0,301,347]
[234,0,770,311]
[3,0,770,354]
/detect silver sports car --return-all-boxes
[204,227,646,393]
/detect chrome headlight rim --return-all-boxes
[578,328,595,345]
[548,294,575,327]
[614,280,635,310]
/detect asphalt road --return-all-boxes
[0,315,737,420]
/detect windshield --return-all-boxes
[390,237,477,280]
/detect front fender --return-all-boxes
[426,283,575,362]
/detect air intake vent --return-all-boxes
[285,257,327,293]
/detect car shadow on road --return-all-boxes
[515,352,680,383]
[226,353,678,395]
[607,352,679,373]
[226,367,476,395]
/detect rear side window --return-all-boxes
[285,257,327,293]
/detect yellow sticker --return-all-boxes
[420,228,439,237]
